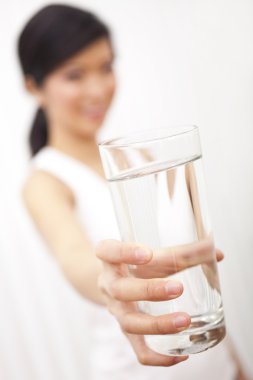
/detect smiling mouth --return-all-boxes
[82,107,107,120]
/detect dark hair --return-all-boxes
[17,4,111,156]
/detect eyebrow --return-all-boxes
[65,55,115,68]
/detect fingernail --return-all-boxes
[174,356,189,364]
[173,315,190,329]
[217,251,224,260]
[165,281,182,295]
[134,248,151,263]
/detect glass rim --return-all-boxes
[98,125,199,149]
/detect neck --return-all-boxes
[47,126,104,175]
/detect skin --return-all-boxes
[23,37,226,368]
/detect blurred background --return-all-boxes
[0,0,252,378]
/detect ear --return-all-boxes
[25,75,45,107]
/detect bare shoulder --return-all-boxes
[23,170,75,213]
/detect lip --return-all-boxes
[81,107,106,120]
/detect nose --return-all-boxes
[83,75,105,102]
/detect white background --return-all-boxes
[0,0,252,377]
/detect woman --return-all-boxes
[18,4,242,379]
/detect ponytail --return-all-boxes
[29,108,48,156]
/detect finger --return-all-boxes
[131,238,216,278]
[96,239,152,265]
[110,277,183,302]
[128,334,189,366]
[119,312,191,335]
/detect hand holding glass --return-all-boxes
[99,126,225,356]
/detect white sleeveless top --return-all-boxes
[24,146,236,380]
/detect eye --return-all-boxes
[64,69,84,81]
[100,62,113,74]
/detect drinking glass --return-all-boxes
[99,126,226,356]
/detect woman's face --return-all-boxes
[34,38,116,139]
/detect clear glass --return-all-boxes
[99,126,226,356]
